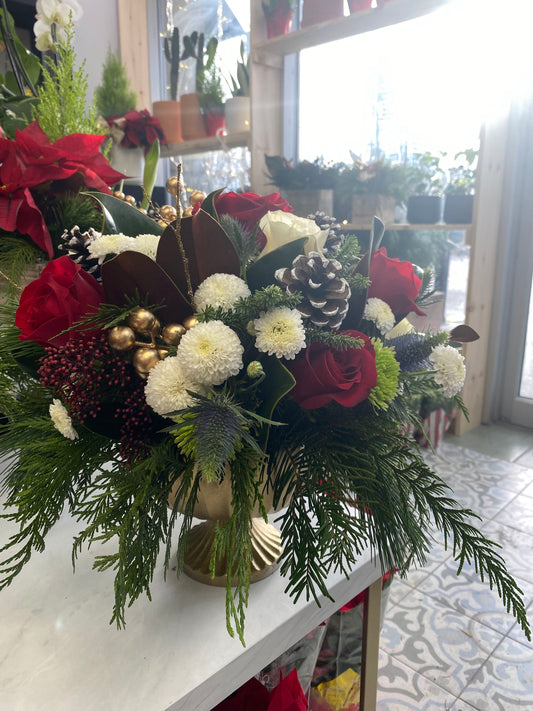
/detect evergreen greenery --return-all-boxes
[94,49,137,120]
[34,23,103,141]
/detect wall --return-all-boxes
[72,0,120,108]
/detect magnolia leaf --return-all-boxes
[246,238,307,292]
[449,324,480,343]
[101,251,192,323]
[342,217,385,330]
[155,209,240,294]
[85,191,164,237]
[140,139,160,211]
[256,356,295,449]
[199,188,225,221]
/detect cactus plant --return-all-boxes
[182,31,218,95]
[163,27,181,101]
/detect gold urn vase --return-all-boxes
[168,470,284,587]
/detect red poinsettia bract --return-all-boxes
[0,121,125,257]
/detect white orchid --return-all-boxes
[34,0,83,51]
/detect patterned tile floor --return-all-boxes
[377,423,533,710]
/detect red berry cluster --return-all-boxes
[38,333,157,462]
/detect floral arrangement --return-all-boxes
[0,119,125,293]
[0,187,530,646]
[106,109,165,150]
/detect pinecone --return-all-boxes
[59,226,101,279]
[276,252,351,329]
[307,211,345,254]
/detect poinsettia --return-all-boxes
[0,121,125,256]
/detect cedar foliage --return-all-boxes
[94,49,137,120]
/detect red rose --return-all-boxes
[286,331,377,409]
[15,256,105,347]
[368,247,425,316]
[215,191,293,247]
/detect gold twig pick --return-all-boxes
[173,163,194,307]
[0,269,22,291]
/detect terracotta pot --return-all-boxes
[225,96,250,134]
[180,93,208,141]
[264,4,295,38]
[301,0,344,27]
[204,111,225,137]
[152,100,183,144]
[348,0,373,11]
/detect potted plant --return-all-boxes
[225,40,250,134]
[443,148,478,224]
[301,0,344,28]
[180,31,218,141]
[152,26,183,144]
[406,152,446,224]
[347,0,373,12]
[261,0,296,39]
[199,61,225,137]
[264,154,337,216]
[345,159,411,226]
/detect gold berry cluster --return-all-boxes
[107,307,198,378]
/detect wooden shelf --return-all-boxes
[253,0,450,58]
[342,222,471,231]
[160,131,250,158]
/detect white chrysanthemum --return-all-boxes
[428,344,466,397]
[131,234,161,261]
[144,356,206,416]
[49,399,78,440]
[194,273,251,312]
[87,233,160,263]
[177,321,244,386]
[363,297,395,335]
[253,307,306,360]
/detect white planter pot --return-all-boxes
[110,145,144,184]
[224,97,250,134]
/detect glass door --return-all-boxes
[499,100,533,429]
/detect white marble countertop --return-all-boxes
[0,500,381,711]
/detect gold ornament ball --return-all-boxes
[159,204,178,221]
[137,207,148,215]
[189,190,205,205]
[113,190,125,200]
[124,194,136,206]
[165,176,183,196]
[182,315,198,330]
[108,325,136,351]
[133,347,160,376]
[162,323,187,345]
[157,219,168,228]
[128,308,156,335]
[156,347,169,360]
[183,206,193,217]
[151,318,161,336]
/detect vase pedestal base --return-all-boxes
[183,518,283,586]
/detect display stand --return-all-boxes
[0,493,382,711]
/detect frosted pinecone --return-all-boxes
[307,211,345,254]
[275,252,351,330]
[59,226,102,279]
